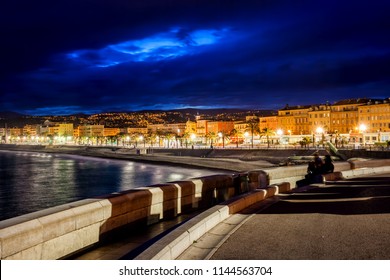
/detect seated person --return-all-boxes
[322,155,334,174]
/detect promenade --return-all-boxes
[73,171,390,260]
[1,144,390,260]
[180,173,390,260]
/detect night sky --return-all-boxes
[1,0,389,115]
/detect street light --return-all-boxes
[190,133,196,149]
[316,127,324,134]
[218,132,225,148]
[244,132,249,147]
[359,124,367,145]
[139,135,145,148]
[316,127,324,146]
[276,129,283,145]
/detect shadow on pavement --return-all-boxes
[261,179,390,215]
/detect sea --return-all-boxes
[0,150,225,221]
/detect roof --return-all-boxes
[279,104,312,111]
[331,98,371,106]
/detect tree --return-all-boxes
[229,128,241,148]
[246,118,260,148]
[261,128,274,148]
[299,136,312,148]
[206,132,217,147]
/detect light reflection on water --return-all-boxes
[0,150,227,221]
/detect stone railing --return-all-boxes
[1,159,388,260]
[0,171,263,260]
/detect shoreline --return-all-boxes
[0,144,277,173]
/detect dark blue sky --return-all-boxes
[1,0,389,115]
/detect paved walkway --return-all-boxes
[178,173,390,260]
[70,212,199,260]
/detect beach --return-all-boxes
[0,144,282,172]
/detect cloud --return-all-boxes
[65,27,230,67]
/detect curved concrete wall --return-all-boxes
[0,159,388,260]
[0,173,252,260]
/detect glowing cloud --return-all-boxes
[66,27,229,67]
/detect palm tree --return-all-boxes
[229,129,241,148]
[261,128,274,148]
[148,132,157,147]
[165,132,175,148]
[206,132,217,148]
[299,136,312,148]
[246,118,260,148]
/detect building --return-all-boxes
[126,127,148,135]
[103,127,120,137]
[77,125,104,137]
[147,123,186,136]
[259,115,278,132]
[277,105,311,135]
[308,104,331,134]
[358,99,390,133]
[196,119,208,138]
[23,125,38,137]
[233,121,247,135]
[206,121,235,135]
[330,98,370,134]
[40,122,74,137]
[185,120,197,136]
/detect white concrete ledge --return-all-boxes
[135,205,230,260]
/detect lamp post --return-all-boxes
[316,127,324,147]
[276,129,283,145]
[177,129,181,148]
[139,135,145,148]
[218,132,225,148]
[359,124,367,145]
[190,133,196,149]
[244,132,249,148]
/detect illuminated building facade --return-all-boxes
[259,116,278,132]
[358,99,390,133]
[330,98,370,134]
[103,127,120,137]
[277,105,311,135]
[147,123,186,136]
[308,104,331,134]
[206,121,234,135]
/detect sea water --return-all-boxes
[0,150,225,221]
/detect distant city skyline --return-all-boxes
[1,1,390,116]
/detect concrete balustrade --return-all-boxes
[348,159,390,169]
[1,159,389,260]
[0,174,238,260]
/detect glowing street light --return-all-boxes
[276,129,283,145]
[244,131,249,146]
[359,124,367,145]
[316,127,324,134]
[218,132,225,148]
[139,135,145,147]
[190,133,196,149]
[359,124,367,133]
[315,127,325,146]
